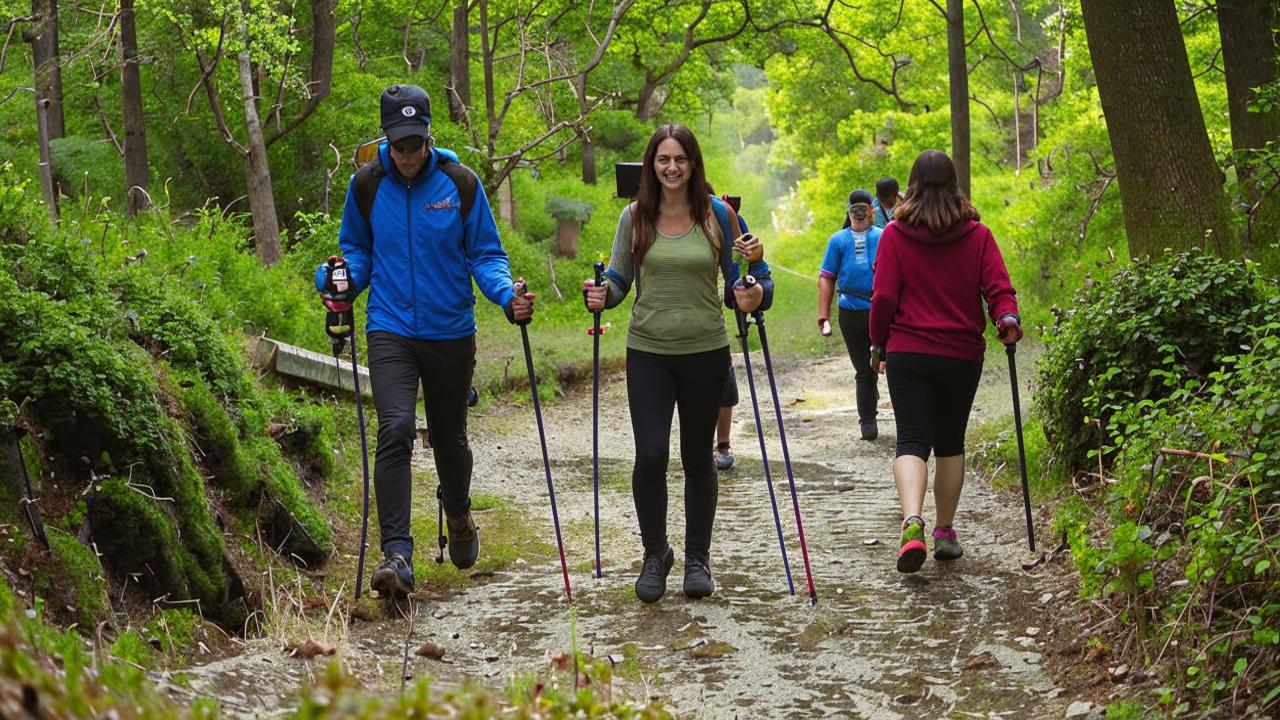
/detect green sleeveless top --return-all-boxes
[606,207,729,355]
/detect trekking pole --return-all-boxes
[323,257,372,600]
[588,261,605,579]
[752,310,818,605]
[515,279,573,602]
[11,431,49,550]
[1006,342,1036,553]
[734,306,794,595]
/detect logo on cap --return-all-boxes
[401,106,417,118]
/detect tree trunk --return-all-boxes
[31,0,64,140]
[1217,0,1280,247]
[946,0,970,197]
[238,49,282,265]
[1080,0,1237,259]
[447,0,471,122]
[497,177,515,227]
[480,0,496,186]
[554,218,581,258]
[120,0,149,216]
[635,76,660,121]
[580,130,597,185]
[35,98,58,222]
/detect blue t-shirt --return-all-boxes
[820,225,881,312]
[872,199,896,228]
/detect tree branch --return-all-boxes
[0,15,37,75]
[970,91,1000,127]
[969,0,1039,71]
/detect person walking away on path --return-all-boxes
[714,370,738,470]
[818,189,883,441]
[868,149,1022,574]
[315,84,535,599]
[872,177,902,229]
[583,123,773,603]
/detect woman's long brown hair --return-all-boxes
[893,149,980,235]
[631,124,718,267]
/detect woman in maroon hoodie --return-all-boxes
[869,149,1023,573]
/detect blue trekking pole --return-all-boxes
[588,262,605,578]
[752,309,818,605]
[734,303,794,595]
[515,279,573,602]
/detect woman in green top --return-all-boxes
[584,124,773,603]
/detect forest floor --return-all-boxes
[177,347,1093,719]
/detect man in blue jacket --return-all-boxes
[317,84,533,599]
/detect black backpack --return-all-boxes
[352,154,479,226]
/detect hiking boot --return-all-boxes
[370,553,415,598]
[446,511,480,570]
[897,516,927,573]
[634,546,675,603]
[932,525,963,561]
[715,443,735,471]
[860,421,878,441]
[683,552,715,599]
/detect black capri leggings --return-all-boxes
[627,345,731,556]
[885,351,983,460]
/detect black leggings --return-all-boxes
[838,308,878,423]
[366,331,476,561]
[627,345,730,557]
[885,351,982,460]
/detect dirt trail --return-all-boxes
[181,349,1079,719]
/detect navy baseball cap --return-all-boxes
[380,84,432,143]
[847,189,874,207]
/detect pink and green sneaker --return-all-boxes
[932,525,963,561]
[897,515,927,573]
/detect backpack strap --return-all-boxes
[712,196,741,307]
[354,159,386,225]
[437,155,478,218]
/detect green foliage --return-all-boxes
[49,136,126,210]
[546,197,594,223]
[89,476,191,606]
[291,656,672,719]
[589,110,651,155]
[40,528,111,630]
[114,270,247,399]
[175,369,260,502]
[1035,252,1278,474]
[1039,255,1280,714]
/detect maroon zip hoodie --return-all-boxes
[869,219,1018,362]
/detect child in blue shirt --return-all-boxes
[818,189,882,440]
[872,177,902,228]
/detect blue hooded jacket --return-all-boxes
[315,143,515,340]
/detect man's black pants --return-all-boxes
[366,331,475,561]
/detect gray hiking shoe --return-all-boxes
[683,552,715,599]
[634,547,675,603]
[932,525,964,561]
[715,444,735,471]
[446,511,480,569]
[370,553,415,598]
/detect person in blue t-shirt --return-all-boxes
[818,189,883,440]
[872,177,902,228]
